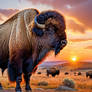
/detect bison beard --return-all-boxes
[0,8,67,92]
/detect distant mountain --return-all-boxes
[0,13,7,24]
[39,61,67,68]
[0,9,19,24]
[38,61,92,70]
[0,9,18,17]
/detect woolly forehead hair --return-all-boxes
[37,10,65,24]
[36,10,66,30]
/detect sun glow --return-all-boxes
[72,57,76,62]
[71,56,77,62]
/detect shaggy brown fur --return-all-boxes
[0,9,39,72]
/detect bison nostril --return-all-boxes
[61,40,67,46]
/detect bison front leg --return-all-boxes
[23,58,33,91]
[10,56,22,92]
[24,73,31,91]
[15,61,22,92]
[15,75,22,92]
[8,59,22,92]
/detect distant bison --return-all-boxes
[86,71,92,78]
[37,72,41,74]
[78,72,82,76]
[47,68,60,77]
[74,72,77,76]
[64,72,69,75]
[0,8,67,92]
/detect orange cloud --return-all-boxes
[85,46,92,49]
[0,9,18,17]
[0,9,19,24]
[66,19,85,33]
[0,13,8,24]
[0,15,3,21]
[64,1,92,30]
[69,38,92,42]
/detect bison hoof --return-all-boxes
[25,85,32,91]
[15,89,21,92]
[15,87,21,92]
[15,90,22,92]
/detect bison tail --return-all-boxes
[8,63,16,82]
[1,69,5,76]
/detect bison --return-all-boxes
[37,72,41,74]
[74,72,77,76]
[78,72,82,76]
[0,8,67,92]
[64,72,69,75]
[86,71,92,78]
[47,68,60,77]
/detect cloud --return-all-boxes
[69,38,92,42]
[66,18,85,33]
[0,13,8,24]
[25,0,87,8]
[0,9,19,24]
[64,0,92,30]
[1,0,92,33]
[85,46,92,49]
[0,14,4,21]
[0,9,18,17]
[23,0,92,32]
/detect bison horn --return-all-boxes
[34,16,45,29]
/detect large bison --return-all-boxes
[0,8,67,92]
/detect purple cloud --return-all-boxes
[22,0,92,32]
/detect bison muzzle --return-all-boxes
[0,8,67,92]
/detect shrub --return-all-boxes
[38,81,48,86]
[62,78,75,88]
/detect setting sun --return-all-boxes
[71,56,77,62]
[72,57,76,62]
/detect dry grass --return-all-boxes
[0,67,92,92]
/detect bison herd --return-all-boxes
[37,68,92,79]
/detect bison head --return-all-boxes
[31,10,67,55]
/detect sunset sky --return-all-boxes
[0,0,92,62]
